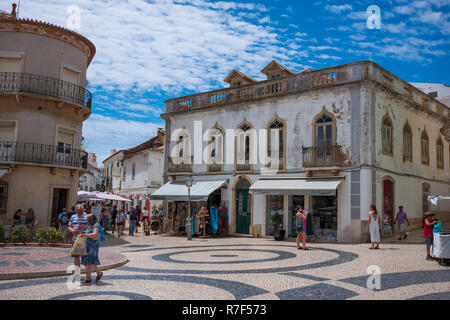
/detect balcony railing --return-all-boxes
[165,61,449,120]
[168,156,193,173]
[302,145,342,168]
[0,72,92,109]
[0,141,87,170]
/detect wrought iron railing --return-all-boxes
[302,145,342,168]
[0,72,92,109]
[0,141,88,169]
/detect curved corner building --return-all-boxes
[0,10,96,228]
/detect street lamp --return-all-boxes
[185,174,194,240]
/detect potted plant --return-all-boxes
[271,213,285,241]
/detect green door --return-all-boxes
[236,179,251,234]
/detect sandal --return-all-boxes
[81,279,91,284]
[96,272,104,282]
[297,247,302,250]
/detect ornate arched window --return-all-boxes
[266,115,286,171]
[170,128,191,170]
[436,137,444,169]
[235,120,253,172]
[382,114,393,156]
[207,124,224,174]
[403,121,412,162]
[421,130,429,165]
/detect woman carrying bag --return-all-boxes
[79,214,104,284]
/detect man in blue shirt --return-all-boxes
[68,204,89,268]
[58,208,70,243]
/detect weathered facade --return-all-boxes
[160,60,450,243]
[0,8,95,228]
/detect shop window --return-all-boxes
[311,196,337,241]
[382,114,393,156]
[421,130,429,165]
[436,138,444,169]
[0,182,7,214]
[403,122,412,162]
[266,195,284,236]
[267,116,286,171]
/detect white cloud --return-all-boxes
[83,114,163,164]
[325,4,353,14]
[18,0,299,94]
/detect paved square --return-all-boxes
[0,230,449,300]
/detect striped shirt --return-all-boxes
[68,213,88,240]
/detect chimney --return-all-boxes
[11,3,17,18]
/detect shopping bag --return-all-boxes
[70,235,88,256]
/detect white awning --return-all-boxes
[149,180,227,201]
[249,178,344,196]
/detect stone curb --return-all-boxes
[0,258,129,281]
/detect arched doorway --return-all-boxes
[234,177,252,234]
[382,177,395,235]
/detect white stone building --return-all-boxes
[79,153,103,192]
[154,60,450,243]
[103,130,165,210]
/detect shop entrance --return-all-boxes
[311,196,338,241]
[383,179,395,235]
[235,178,251,234]
[51,188,68,228]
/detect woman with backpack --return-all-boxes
[79,214,104,284]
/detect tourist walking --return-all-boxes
[142,206,150,236]
[79,214,103,284]
[116,209,126,237]
[58,208,71,243]
[368,204,381,249]
[394,205,410,240]
[68,204,89,267]
[135,205,142,234]
[128,206,137,236]
[424,211,438,261]
[25,208,36,233]
[13,209,22,226]
[99,208,110,234]
[296,206,309,250]
[111,206,118,235]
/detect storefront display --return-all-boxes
[311,196,337,241]
[266,195,284,236]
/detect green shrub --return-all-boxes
[10,225,31,244]
[271,213,283,226]
[34,227,64,245]
[0,221,5,243]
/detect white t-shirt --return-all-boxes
[142,210,149,217]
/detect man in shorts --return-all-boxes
[68,204,89,267]
[394,206,410,240]
[424,212,438,261]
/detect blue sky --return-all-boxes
[9,0,450,164]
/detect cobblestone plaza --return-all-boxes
[0,229,449,300]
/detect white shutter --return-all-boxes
[58,131,74,145]
[0,125,15,141]
[62,67,79,85]
[0,58,21,72]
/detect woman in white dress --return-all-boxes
[368,204,381,249]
